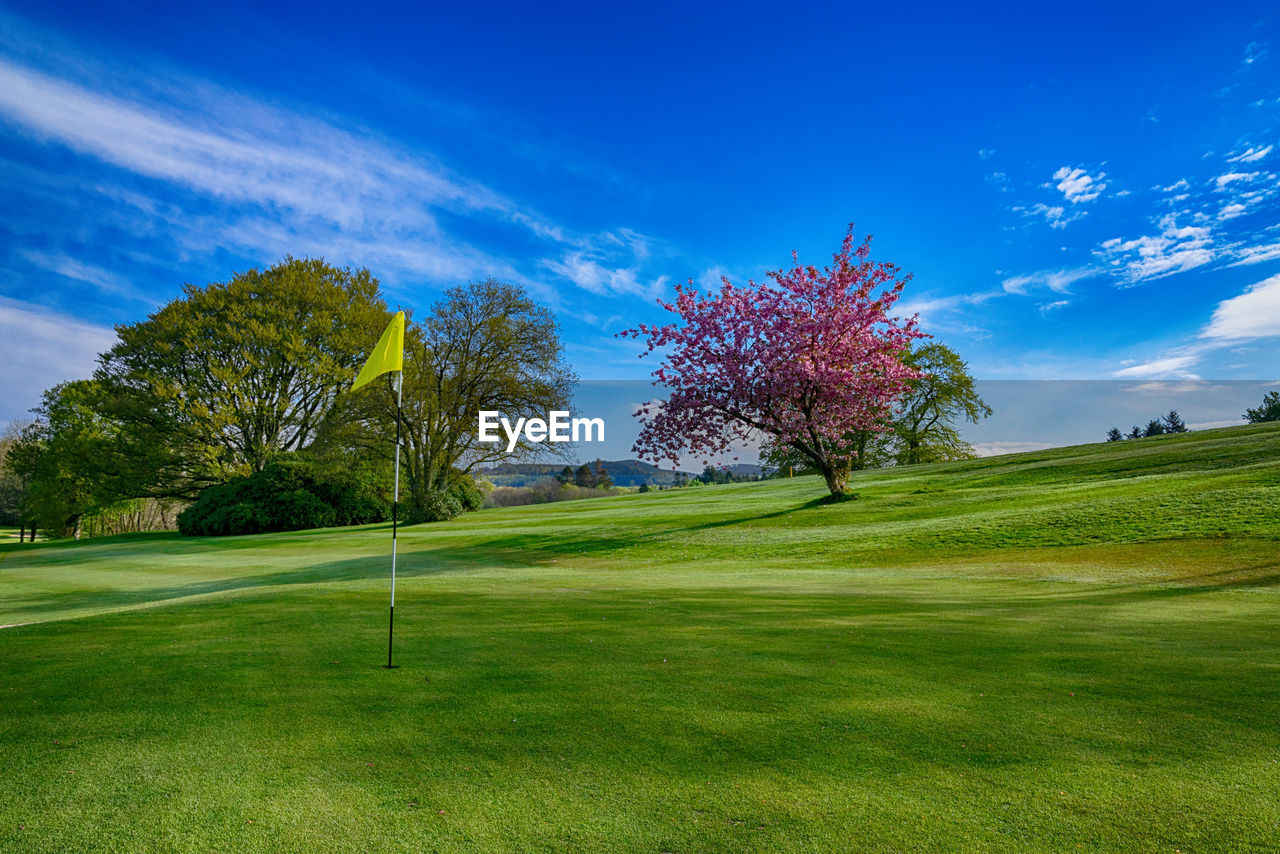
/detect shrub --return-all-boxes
[178,457,388,536]
[412,489,463,522]
[446,472,485,512]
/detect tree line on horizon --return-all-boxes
[1103,394,1280,443]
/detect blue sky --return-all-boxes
[1,1,1278,433]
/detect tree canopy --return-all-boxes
[330,278,576,522]
[95,257,390,496]
[892,343,991,465]
[1244,391,1280,423]
[625,228,921,496]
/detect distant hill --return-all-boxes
[477,459,697,488]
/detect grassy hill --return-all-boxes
[2,423,1279,852]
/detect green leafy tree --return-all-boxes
[338,279,575,522]
[1244,391,1280,423]
[1105,427,1124,442]
[1143,419,1166,438]
[6,382,120,538]
[1162,410,1188,433]
[0,422,33,527]
[95,257,390,497]
[893,343,992,465]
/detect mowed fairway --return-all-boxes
[2,425,1280,853]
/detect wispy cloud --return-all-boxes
[1229,243,1280,266]
[0,48,666,301]
[1011,202,1082,229]
[1001,267,1098,294]
[1114,351,1202,379]
[1215,171,1260,189]
[18,249,153,303]
[1113,273,1280,378]
[0,297,117,426]
[1097,214,1213,284]
[1228,144,1272,163]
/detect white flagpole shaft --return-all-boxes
[392,370,401,605]
[386,370,402,668]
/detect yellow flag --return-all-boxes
[352,311,405,391]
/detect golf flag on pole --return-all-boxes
[352,311,405,392]
[352,310,407,669]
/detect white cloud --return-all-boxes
[1113,274,1280,380]
[1215,171,1259,189]
[1201,274,1280,342]
[978,148,996,159]
[896,289,1002,318]
[18,249,153,303]
[1229,243,1280,266]
[1097,214,1213,283]
[1228,145,1272,163]
[1039,300,1069,312]
[1052,166,1108,203]
[1217,203,1247,220]
[1012,202,1082,229]
[0,297,117,426]
[1001,267,1098,294]
[0,52,663,300]
[1114,352,1202,379]
[542,252,669,300]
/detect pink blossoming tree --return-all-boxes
[622,227,923,497]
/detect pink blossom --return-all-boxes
[623,226,923,494]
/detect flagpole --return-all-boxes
[386,369,402,669]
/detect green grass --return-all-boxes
[2,424,1279,852]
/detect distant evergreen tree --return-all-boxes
[1244,391,1280,423]
[593,460,613,489]
[1127,425,1143,439]
[1105,427,1124,442]
[1143,419,1166,438]
[555,465,574,485]
[574,464,594,488]
[1161,410,1188,433]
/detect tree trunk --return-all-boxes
[819,460,851,496]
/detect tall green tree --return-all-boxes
[893,343,992,465]
[96,257,390,497]
[337,279,575,521]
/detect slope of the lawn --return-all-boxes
[5,422,1279,627]
[1,423,1278,853]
